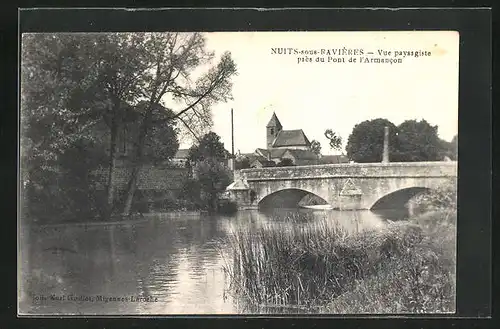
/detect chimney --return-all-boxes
[382,126,389,163]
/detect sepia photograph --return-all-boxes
[18,30,458,315]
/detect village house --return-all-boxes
[236,112,348,168]
[171,149,190,167]
[89,102,191,210]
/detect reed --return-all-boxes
[221,210,456,314]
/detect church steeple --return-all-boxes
[266,112,283,149]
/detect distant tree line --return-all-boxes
[234,118,456,170]
[345,118,457,163]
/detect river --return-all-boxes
[18,208,407,315]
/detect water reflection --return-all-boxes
[19,209,400,315]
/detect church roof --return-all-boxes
[266,112,283,129]
[272,129,311,148]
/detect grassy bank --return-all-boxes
[322,210,456,313]
[222,185,456,313]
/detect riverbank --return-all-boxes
[222,208,456,314]
[22,211,204,228]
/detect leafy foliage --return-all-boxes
[396,120,443,162]
[235,157,251,170]
[187,131,229,163]
[412,180,457,216]
[345,118,454,163]
[21,34,113,223]
[183,132,231,212]
[23,137,108,224]
[346,119,399,163]
[276,158,294,167]
[139,103,179,163]
[21,33,238,221]
[310,140,322,155]
[324,129,342,152]
[438,135,458,161]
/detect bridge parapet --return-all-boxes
[238,161,457,181]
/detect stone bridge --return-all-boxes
[226,161,457,210]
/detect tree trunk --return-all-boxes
[121,102,155,216]
[122,165,140,216]
[105,98,120,220]
[121,63,177,216]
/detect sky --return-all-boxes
[178,31,459,155]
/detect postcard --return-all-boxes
[19,29,459,315]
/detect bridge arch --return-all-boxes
[369,187,431,211]
[258,188,329,209]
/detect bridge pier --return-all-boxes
[337,194,363,211]
[226,178,258,210]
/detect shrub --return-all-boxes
[324,211,456,314]
[412,180,457,215]
[218,200,238,214]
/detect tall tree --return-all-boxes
[450,134,458,160]
[185,132,231,212]
[396,119,443,162]
[345,119,399,163]
[92,33,154,218]
[21,33,237,219]
[187,131,229,163]
[21,34,110,223]
[310,139,322,155]
[110,33,237,216]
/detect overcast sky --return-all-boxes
[179,31,459,155]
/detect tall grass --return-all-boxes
[222,219,351,308]
[323,211,456,314]
[222,217,443,312]
[222,184,456,313]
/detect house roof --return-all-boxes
[272,129,311,148]
[174,149,190,159]
[283,149,318,161]
[318,155,349,164]
[255,148,287,159]
[240,154,267,163]
[294,159,321,166]
[266,112,283,129]
[251,159,276,167]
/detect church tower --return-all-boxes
[266,112,283,149]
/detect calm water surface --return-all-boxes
[19,209,403,315]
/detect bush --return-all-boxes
[217,200,238,214]
[324,211,456,314]
[22,138,107,225]
[412,180,457,215]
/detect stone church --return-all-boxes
[236,112,320,167]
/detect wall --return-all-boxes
[239,161,457,181]
[94,165,190,191]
